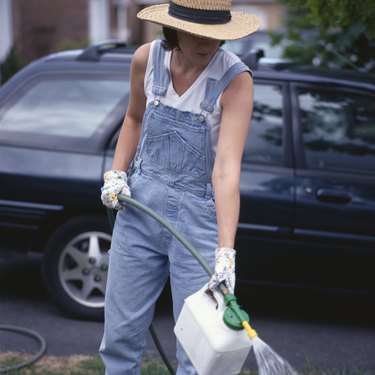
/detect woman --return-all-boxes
[100,1,259,374]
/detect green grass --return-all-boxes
[0,353,370,375]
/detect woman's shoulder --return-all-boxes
[132,43,152,67]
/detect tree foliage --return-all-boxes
[0,47,24,84]
[274,0,375,72]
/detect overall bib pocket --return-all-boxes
[144,111,207,178]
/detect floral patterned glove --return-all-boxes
[208,247,236,294]
[100,170,131,210]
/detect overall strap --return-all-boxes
[152,40,170,98]
[200,62,251,114]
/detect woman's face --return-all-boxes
[176,31,221,66]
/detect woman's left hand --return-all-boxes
[101,170,131,210]
[208,247,236,294]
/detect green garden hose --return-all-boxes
[117,194,214,277]
[0,325,47,373]
[0,195,250,375]
[111,195,257,373]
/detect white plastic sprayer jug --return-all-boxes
[174,284,252,375]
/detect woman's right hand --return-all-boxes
[208,247,236,294]
[100,170,131,210]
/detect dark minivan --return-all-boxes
[0,42,374,320]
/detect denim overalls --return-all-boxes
[100,41,250,375]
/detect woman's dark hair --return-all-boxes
[161,27,225,51]
[161,27,179,51]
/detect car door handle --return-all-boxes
[315,188,352,204]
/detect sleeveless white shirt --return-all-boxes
[144,40,244,153]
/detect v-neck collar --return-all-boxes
[167,49,220,99]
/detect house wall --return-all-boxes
[12,0,88,64]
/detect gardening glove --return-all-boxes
[208,247,236,294]
[101,170,131,210]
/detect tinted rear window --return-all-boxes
[0,74,129,151]
[298,87,375,176]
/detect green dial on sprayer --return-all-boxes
[223,294,250,330]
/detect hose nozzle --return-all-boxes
[242,320,258,340]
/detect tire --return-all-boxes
[42,215,111,320]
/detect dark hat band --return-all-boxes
[168,2,232,25]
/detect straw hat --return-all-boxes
[137,0,260,41]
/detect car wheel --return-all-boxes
[42,215,111,320]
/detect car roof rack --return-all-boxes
[242,48,265,69]
[76,40,132,62]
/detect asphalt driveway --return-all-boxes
[0,253,374,373]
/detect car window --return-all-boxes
[0,75,129,151]
[298,88,375,175]
[242,83,284,166]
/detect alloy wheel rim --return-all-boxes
[58,231,111,308]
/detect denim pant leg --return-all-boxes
[169,192,217,375]
[99,204,169,375]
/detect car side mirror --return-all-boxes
[242,48,265,69]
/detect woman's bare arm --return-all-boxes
[111,43,150,172]
[212,71,254,248]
